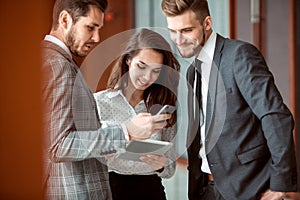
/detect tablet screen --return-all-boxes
[117,139,173,161]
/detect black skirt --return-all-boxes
[109,172,167,200]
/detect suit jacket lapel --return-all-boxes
[42,40,99,124]
[41,40,73,63]
[205,35,224,132]
[205,35,226,153]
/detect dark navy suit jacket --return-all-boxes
[186,34,298,200]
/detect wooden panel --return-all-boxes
[0,0,49,199]
[96,0,132,91]
[75,0,133,91]
[101,0,132,41]
[229,0,237,39]
[288,0,297,144]
[286,0,300,198]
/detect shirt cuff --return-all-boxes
[156,167,164,173]
[121,123,130,141]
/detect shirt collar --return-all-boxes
[197,31,216,64]
[44,35,72,58]
[106,89,123,99]
[106,89,144,106]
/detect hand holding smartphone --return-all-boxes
[155,105,176,115]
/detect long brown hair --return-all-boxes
[107,28,180,126]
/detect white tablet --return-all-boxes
[117,139,173,162]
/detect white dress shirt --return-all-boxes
[44,35,72,58]
[196,31,217,174]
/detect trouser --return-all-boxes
[109,172,167,200]
[201,180,226,200]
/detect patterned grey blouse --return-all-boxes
[94,89,176,178]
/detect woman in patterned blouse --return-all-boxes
[94,28,180,200]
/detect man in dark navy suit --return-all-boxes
[161,0,298,199]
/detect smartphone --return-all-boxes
[155,105,176,115]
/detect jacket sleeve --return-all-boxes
[232,42,298,191]
[42,55,126,163]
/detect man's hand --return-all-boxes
[260,189,286,200]
[139,154,167,171]
[125,113,171,140]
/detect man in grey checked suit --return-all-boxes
[41,0,170,199]
[161,0,298,199]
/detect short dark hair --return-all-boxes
[52,0,108,29]
[161,0,210,23]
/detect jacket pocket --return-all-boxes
[237,144,270,164]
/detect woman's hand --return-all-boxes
[126,113,171,140]
[260,189,286,200]
[139,154,167,171]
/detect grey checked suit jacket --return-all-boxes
[187,34,297,200]
[41,40,126,199]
